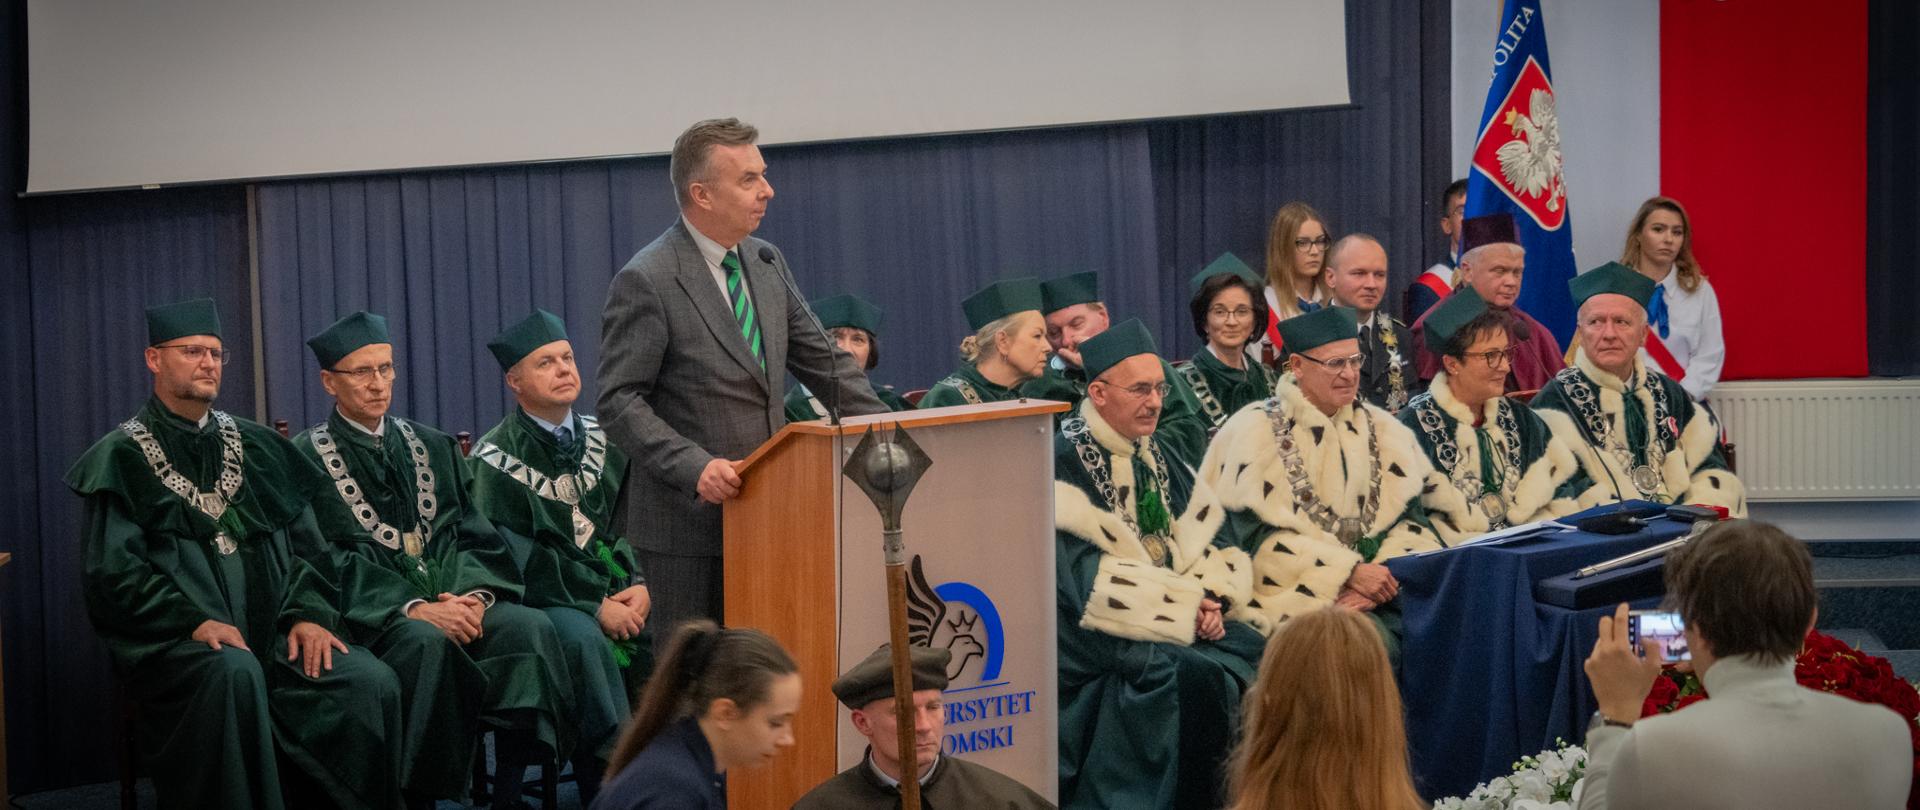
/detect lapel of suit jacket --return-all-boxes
[668,222,773,393]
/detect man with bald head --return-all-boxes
[1530,264,1745,515]
[1325,233,1419,410]
[1411,213,1566,391]
[1051,319,1263,809]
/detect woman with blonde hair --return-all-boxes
[1254,201,1333,362]
[1226,607,1426,810]
[1618,195,1724,400]
[918,277,1052,407]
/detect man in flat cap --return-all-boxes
[1399,288,1587,544]
[470,309,651,804]
[1021,271,1211,466]
[1323,233,1421,411]
[1051,319,1263,810]
[784,293,915,420]
[1201,307,1441,657]
[793,644,1053,809]
[1530,264,1746,515]
[1410,213,1566,392]
[68,298,404,809]
[291,311,574,809]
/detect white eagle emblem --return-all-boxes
[1494,89,1566,213]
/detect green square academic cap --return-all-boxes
[1079,317,1158,382]
[1040,271,1102,315]
[1420,286,1490,356]
[1569,261,1656,311]
[146,298,222,345]
[831,643,951,710]
[488,309,570,371]
[961,277,1044,331]
[1188,252,1263,298]
[808,294,883,335]
[306,311,391,369]
[1276,306,1359,354]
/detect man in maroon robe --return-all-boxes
[1412,213,1565,393]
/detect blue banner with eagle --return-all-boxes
[1465,0,1577,344]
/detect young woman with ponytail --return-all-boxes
[591,621,801,809]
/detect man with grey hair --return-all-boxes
[1324,233,1419,410]
[1410,213,1565,391]
[597,118,886,641]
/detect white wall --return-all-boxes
[1452,0,1660,273]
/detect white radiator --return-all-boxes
[1709,379,1920,502]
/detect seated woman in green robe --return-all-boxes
[1177,253,1278,437]
[1398,288,1587,544]
[918,277,1053,408]
[783,294,913,421]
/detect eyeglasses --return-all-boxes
[328,363,397,384]
[1463,347,1517,368]
[1294,352,1366,373]
[1294,236,1332,252]
[1100,380,1173,400]
[156,343,230,365]
[1208,306,1255,322]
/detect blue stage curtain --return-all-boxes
[1868,0,1919,375]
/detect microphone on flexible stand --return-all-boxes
[760,245,841,425]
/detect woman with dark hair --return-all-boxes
[1619,195,1724,400]
[1225,607,1424,810]
[783,294,913,421]
[1398,287,1586,544]
[593,621,800,810]
[1178,253,1277,435]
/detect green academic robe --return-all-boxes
[1023,357,1210,467]
[292,411,574,799]
[1529,351,1746,516]
[918,363,1027,409]
[68,398,403,810]
[1199,375,1444,660]
[470,409,651,759]
[1177,347,1279,436]
[1052,400,1263,810]
[1398,372,1588,544]
[784,382,912,422]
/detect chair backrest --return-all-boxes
[903,389,928,406]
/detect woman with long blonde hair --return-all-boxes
[1255,202,1332,362]
[1617,195,1724,400]
[1226,607,1426,810]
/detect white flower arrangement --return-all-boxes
[1432,739,1587,810]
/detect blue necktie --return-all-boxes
[554,425,574,447]
[1648,285,1671,339]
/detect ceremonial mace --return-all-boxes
[842,423,934,810]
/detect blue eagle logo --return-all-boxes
[904,555,1004,685]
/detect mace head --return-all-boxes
[842,424,933,531]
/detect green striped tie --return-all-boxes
[722,251,764,368]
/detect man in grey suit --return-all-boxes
[597,118,885,644]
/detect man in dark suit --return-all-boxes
[1325,234,1421,411]
[597,118,885,645]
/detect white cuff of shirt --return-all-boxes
[401,598,428,618]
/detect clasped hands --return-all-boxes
[407,592,488,644]
[1336,562,1398,611]
[598,584,652,641]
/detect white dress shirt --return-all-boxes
[1638,267,1725,400]
[683,215,755,314]
[1579,654,1912,810]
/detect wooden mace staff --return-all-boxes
[842,424,934,810]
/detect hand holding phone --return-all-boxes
[1627,610,1691,662]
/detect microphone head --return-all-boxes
[757,246,777,264]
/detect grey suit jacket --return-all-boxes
[596,220,885,556]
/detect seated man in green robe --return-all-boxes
[471,309,651,805]
[1530,263,1746,516]
[793,644,1054,810]
[1178,253,1279,437]
[1399,287,1587,544]
[784,294,914,420]
[919,277,1053,409]
[1052,319,1263,810]
[69,298,403,810]
[1200,307,1443,660]
[291,311,574,809]
[1023,271,1210,465]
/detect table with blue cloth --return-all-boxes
[1385,501,1689,801]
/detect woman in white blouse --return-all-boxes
[1254,201,1332,365]
[1619,196,1725,400]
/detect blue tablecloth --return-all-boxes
[1385,502,1689,801]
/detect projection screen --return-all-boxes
[27,0,1350,194]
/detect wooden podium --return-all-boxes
[723,399,1067,807]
